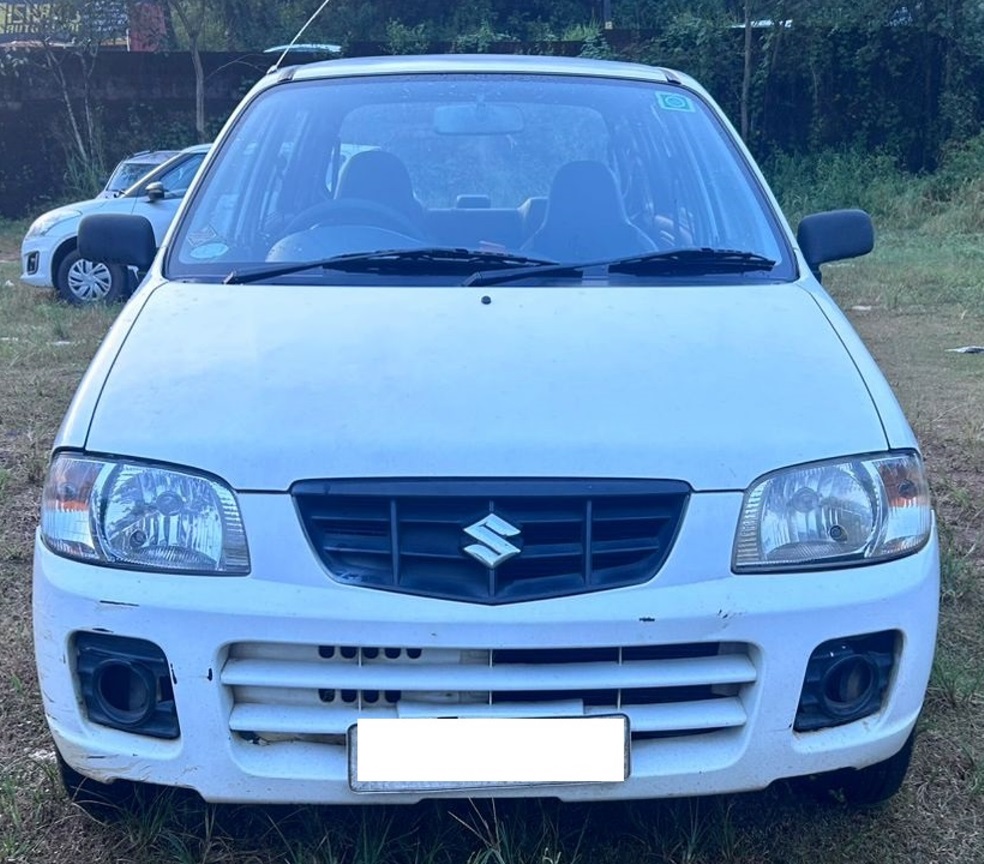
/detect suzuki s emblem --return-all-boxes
[462,514,522,569]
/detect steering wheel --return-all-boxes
[284,198,423,239]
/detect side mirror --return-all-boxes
[79,214,157,271]
[145,181,165,202]
[796,209,874,281]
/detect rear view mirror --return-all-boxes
[145,181,165,202]
[434,103,524,135]
[797,209,874,280]
[79,214,157,271]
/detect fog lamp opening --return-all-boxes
[75,632,180,739]
[820,655,878,717]
[92,659,158,727]
[795,630,896,732]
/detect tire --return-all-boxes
[796,729,915,807]
[55,248,127,305]
[56,748,148,820]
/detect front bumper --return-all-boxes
[20,239,56,289]
[33,491,940,804]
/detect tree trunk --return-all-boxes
[190,35,206,141]
[169,0,208,141]
[758,3,789,144]
[46,51,87,163]
[741,0,752,141]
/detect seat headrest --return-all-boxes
[336,150,416,205]
[547,161,627,224]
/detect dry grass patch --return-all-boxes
[0,274,120,861]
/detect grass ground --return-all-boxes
[0,220,981,863]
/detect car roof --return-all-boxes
[280,54,685,87]
[264,43,342,54]
[144,144,211,173]
[122,150,180,163]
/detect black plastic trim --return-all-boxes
[75,632,181,740]
[294,478,690,605]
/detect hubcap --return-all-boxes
[67,258,112,301]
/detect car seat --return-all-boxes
[334,150,424,228]
[523,161,656,262]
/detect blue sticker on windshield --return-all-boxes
[657,92,695,112]
[189,242,230,260]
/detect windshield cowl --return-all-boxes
[216,247,780,287]
[464,248,778,287]
[222,247,558,285]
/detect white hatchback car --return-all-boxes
[20,144,209,304]
[38,55,938,813]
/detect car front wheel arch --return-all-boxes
[792,728,916,807]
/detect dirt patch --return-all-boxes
[0,220,29,264]
[847,309,984,557]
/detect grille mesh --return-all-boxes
[294,479,689,603]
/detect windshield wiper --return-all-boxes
[223,248,558,285]
[609,248,777,275]
[463,248,777,287]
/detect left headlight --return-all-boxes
[733,451,931,572]
[26,208,82,239]
[40,454,250,574]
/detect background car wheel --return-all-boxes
[56,248,127,305]
[794,729,916,807]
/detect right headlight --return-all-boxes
[40,453,250,574]
[733,451,931,572]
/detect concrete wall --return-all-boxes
[0,50,269,217]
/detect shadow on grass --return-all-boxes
[60,781,896,864]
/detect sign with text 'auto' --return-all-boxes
[0,1,128,44]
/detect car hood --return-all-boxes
[66,198,115,214]
[41,197,130,223]
[84,282,887,492]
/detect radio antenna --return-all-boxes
[272,0,336,72]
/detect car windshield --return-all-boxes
[104,160,159,194]
[168,73,793,285]
[118,150,207,201]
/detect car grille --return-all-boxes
[222,641,756,745]
[293,479,690,604]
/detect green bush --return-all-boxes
[451,21,516,53]
[763,148,927,229]
[764,140,984,236]
[916,134,984,235]
[578,28,616,60]
[385,20,432,55]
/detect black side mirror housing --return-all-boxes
[797,209,875,281]
[79,214,157,272]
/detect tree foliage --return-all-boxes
[613,1,984,170]
[0,0,130,194]
[171,0,983,171]
[10,0,984,193]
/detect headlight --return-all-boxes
[733,451,931,572]
[40,454,250,574]
[26,209,82,238]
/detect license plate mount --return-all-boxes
[348,715,629,793]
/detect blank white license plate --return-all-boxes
[348,716,629,793]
